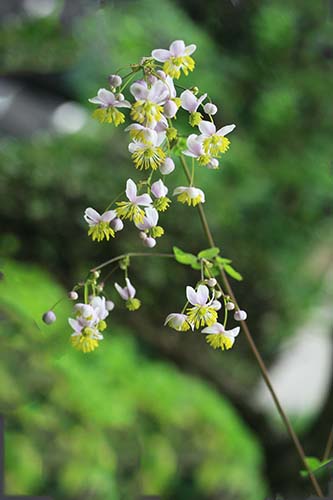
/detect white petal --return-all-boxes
[226,326,240,338]
[84,207,101,225]
[185,43,197,56]
[130,81,148,101]
[217,124,236,136]
[202,322,224,334]
[115,282,128,300]
[169,40,186,56]
[151,49,171,62]
[125,278,136,298]
[186,286,198,305]
[198,120,216,136]
[97,88,115,106]
[180,90,197,112]
[173,186,186,196]
[101,210,117,222]
[196,284,209,306]
[125,179,137,202]
[135,193,152,206]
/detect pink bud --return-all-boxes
[42,310,56,324]
[144,237,156,248]
[159,157,175,175]
[234,309,247,321]
[226,302,235,311]
[108,74,122,87]
[68,291,78,300]
[164,100,178,118]
[204,103,218,115]
[111,218,124,232]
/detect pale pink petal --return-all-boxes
[84,207,101,225]
[180,90,197,113]
[151,49,171,62]
[226,327,240,338]
[185,43,197,56]
[135,193,152,206]
[202,323,224,334]
[114,99,131,109]
[130,81,149,101]
[128,141,141,153]
[216,124,236,136]
[115,282,129,300]
[196,93,207,108]
[198,120,216,136]
[173,186,186,196]
[196,284,209,306]
[145,207,159,227]
[125,179,137,202]
[97,88,116,106]
[186,286,198,305]
[169,40,186,56]
[101,210,117,223]
[68,318,82,332]
[88,96,104,105]
[125,278,136,298]
[148,81,169,104]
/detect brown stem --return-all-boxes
[180,154,324,498]
[322,423,333,461]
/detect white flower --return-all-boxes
[182,134,212,165]
[73,303,98,327]
[186,284,217,329]
[135,207,159,230]
[116,179,152,224]
[129,129,166,171]
[164,313,191,331]
[130,79,169,127]
[202,323,240,350]
[90,296,109,321]
[180,90,207,113]
[115,278,141,311]
[89,88,131,109]
[84,207,117,242]
[151,40,197,79]
[198,120,236,156]
[173,186,205,206]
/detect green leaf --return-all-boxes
[198,247,220,260]
[224,264,243,281]
[300,457,333,477]
[173,246,197,266]
[217,256,232,265]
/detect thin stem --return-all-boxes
[322,423,333,461]
[91,252,174,273]
[179,154,324,498]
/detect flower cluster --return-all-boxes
[165,277,247,351]
[42,40,246,354]
[85,39,235,249]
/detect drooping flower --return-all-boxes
[130,80,169,127]
[69,318,103,353]
[115,277,141,311]
[173,186,205,206]
[152,40,197,79]
[186,285,218,329]
[90,296,109,331]
[183,134,211,165]
[202,323,240,350]
[180,90,207,126]
[116,179,152,224]
[89,88,131,126]
[129,129,166,171]
[151,179,171,211]
[84,208,117,242]
[164,313,191,332]
[198,120,236,156]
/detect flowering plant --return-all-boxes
[41,40,326,496]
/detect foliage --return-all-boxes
[0,261,265,499]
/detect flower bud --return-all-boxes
[207,278,217,287]
[159,157,175,175]
[93,270,101,279]
[215,290,222,299]
[163,100,178,118]
[139,231,147,240]
[207,158,219,169]
[96,283,104,293]
[116,93,125,101]
[42,310,56,325]
[111,218,124,232]
[108,74,122,88]
[144,237,156,248]
[234,309,247,321]
[226,302,235,311]
[68,291,78,300]
[204,102,218,115]
[106,300,115,311]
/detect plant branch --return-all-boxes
[322,423,333,461]
[179,154,324,498]
[91,252,174,273]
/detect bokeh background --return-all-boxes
[0,0,333,498]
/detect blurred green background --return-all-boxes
[0,0,332,498]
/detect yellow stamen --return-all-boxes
[186,306,218,329]
[206,334,233,350]
[116,202,145,224]
[88,222,115,242]
[92,107,125,126]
